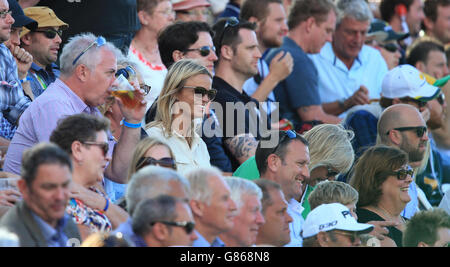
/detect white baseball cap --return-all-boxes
[301,203,374,239]
[382,64,441,102]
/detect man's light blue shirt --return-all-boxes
[285,198,304,247]
[31,212,70,247]
[309,42,388,117]
[192,230,225,247]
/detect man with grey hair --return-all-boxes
[310,0,388,118]
[114,165,190,247]
[186,166,237,247]
[132,195,197,247]
[218,177,265,247]
[4,33,147,189]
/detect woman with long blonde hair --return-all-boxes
[145,59,216,174]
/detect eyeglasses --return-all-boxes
[218,17,239,49]
[150,221,195,234]
[381,43,399,53]
[81,141,109,156]
[386,126,427,138]
[33,28,63,39]
[136,157,176,170]
[269,130,298,155]
[437,93,446,106]
[333,231,359,243]
[177,9,211,17]
[0,10,12,19]
[184,46,216,57]
[156,9,175,17]
[390,165,414,180]
[183,86,217,101]
[72,36,106,65]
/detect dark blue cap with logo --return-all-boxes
[8,0,37,30]
[367,19,409,43]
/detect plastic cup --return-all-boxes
[111,74,139,109]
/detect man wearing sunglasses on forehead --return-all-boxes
[19,6,67,98]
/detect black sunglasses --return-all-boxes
[386,126,427,138]
[136,157,176,170]
[400,97,428,108]
[33,28,63,39]
[381,43,399,53]
[390,165,414,180]
[151,221,195,234]
[218,17,239,48]
[183,86,217,101]
[81,141,109,156]
[184,46,216,57]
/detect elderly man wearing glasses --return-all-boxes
[4,33,147,194]
[19,6,67,98]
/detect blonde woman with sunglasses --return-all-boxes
[146,59,216,175]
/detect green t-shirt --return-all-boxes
[233,156,260,180]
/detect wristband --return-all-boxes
[20,77,32,84]
[121,119,142,128]
[103,198,110,212]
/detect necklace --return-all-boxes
[376,205,406,224]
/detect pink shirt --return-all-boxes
[4,79,102,174]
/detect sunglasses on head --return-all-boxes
[81,141,109,156]
[183,86,217,101]
[269,130,298,155]
[184,46,216,57]
[218,16,240,48]
[151,221,195,234]
[33,28,63,39]
[136,157,176,170]
[386,126,427,138]
[72,36,106,65]
[391,165,414,180]
[381,43,399,53]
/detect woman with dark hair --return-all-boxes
[349,145,414,247]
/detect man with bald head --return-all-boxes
[378,104,429,218]
[378,104,429,167]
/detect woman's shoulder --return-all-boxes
[356,207,384,223]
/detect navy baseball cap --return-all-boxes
[8,0,37,30]
[367,19,409,43]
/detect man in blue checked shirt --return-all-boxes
[0,0,32,145]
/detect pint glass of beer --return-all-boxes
[111,74,139,109]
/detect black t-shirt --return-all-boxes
[38,0,140,44]
[356,208,405,247]
[212,76,268,140]
[212,76,270,170]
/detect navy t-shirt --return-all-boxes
[266,37,321,129]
